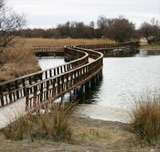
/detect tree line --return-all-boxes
[19,16,160,44]
[0,0,160,53]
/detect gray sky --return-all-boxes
[8,0,160,29]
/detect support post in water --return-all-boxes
[94,76,97,84]
[0,86,4,106]
[74,88,77,99]
[89,80,91,88]
[82,84,85,93]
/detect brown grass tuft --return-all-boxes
[1,103,75,141]
[129,93,160,146]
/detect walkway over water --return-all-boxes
[0,42,139,128]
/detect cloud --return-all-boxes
[9,0,160,28]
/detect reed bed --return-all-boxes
[0,47,41,82]
[129,92,160,146]
[15,37,115,48]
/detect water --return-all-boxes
[38,51,160,122]
[38,56,65,70]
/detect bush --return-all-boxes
[129,93,160,145]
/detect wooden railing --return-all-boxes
[25,47,103,110]
[32,46,65,52]
[0,48,88,107]
[0,42,139,109]
[77,41,139,50]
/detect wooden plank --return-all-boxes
[0,86,4,106]
[15,80,19,99]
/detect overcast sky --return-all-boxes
[8,0,160,29]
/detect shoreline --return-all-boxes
[140,44,160,51]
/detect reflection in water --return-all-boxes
[38,51,160,122]
[135,50,160,57]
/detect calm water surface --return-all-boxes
[38,57,65,70]
[38,51,160,122]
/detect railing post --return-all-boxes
[89,80,91,88]
[73,87,77,99]
[15,80,19,99]
[54,69,56,76]
[45,71,48,79]
[7,83,12,103]
[46,81,49,99]
[0,86,4,106]
[25,87,30,111]
[49,70,52,77]
[57,77,60,94]
[40,82,43,103]
[52,79,55,97]
[33,86,37,108]
[29,76,32,85]
[57,67,59,75]
[82,84,85,93]
[22,78,26,96]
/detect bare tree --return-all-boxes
[139,18,160,45]
[0,0,25,52]
[105,17,135,42]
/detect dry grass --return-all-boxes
[129,93,160,146]
[14,37,115,48]
[1,115,160,151]
[1,103,75,141]
[0,47,41,82]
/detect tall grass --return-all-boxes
[1,103,75,141]
[129,93,160,145]
[0,47,41,82]
[14,37,115,48]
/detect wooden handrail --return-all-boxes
[25,47,103,110]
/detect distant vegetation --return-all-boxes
[18,16,160,44]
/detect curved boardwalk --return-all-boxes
[0,42,139,128]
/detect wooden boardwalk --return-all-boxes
[0,42,139,128]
